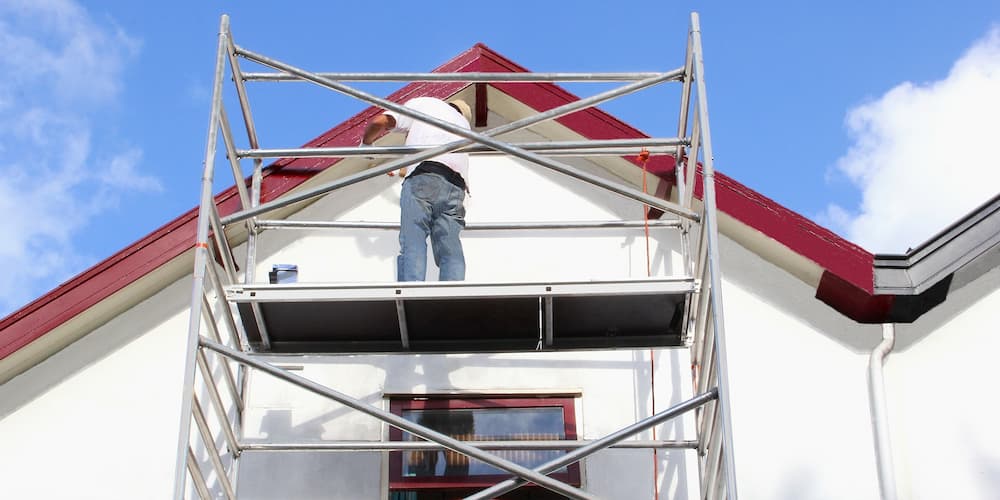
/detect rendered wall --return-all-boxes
[889,265,1000,500]
[719,236,885,500]
[0,277,193,499]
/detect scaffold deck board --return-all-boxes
[228,278,694,353]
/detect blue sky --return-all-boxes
[1,0,998,316]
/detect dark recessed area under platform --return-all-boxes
[229,279,693,353]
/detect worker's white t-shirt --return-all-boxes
[386,97,470,183]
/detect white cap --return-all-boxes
[448,99,473,125]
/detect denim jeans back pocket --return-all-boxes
[409,175,443,201]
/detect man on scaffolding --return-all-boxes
[363,97,474,282]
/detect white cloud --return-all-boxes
[0,1,158,315]
[821,26,1000,254]
[0,0,140,105]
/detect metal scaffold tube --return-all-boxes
[242,71,670,82]
[241,439,700,452]
[174,14,231,500]
[690,11,739,499]
[257,219,682,231]
[222,20,264,288]
[239,138,687,159]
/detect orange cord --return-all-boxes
[639,148,652,277]
[638,148,660,500]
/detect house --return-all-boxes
[1,13,997,500]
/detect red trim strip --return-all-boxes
[474,82,488,128]
[815,270,893,323]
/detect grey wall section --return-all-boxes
[238,453,382,499]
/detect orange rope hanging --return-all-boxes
[638,147,660,500]
[638,148,652,277]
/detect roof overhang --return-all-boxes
[817,194,1000,323]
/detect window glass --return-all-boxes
[400,406,567,477]
[388,396,580,494]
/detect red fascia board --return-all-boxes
[0,206,199,359]
[0,183,250,360]
[816,270,893,323]
[690,168,881,321]
[693,170,874,293]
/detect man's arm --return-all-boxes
[362,114,396,145]
[362,114,407,176]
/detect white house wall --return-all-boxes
[719,235,885,500]
[889,264,1000,500]
[0,277,194,499]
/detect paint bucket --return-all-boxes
[269,264,298,284]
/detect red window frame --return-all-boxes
[388,396,581,491]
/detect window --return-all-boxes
[388,396,580,500]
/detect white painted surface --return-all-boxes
[889,266,1000,500]
[0,278,192,500]
[720,237,884,500]
[0,106,997,500]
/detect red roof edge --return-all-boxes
[696,169,874,291]
[816,270,893,323]
[1,43,886,365]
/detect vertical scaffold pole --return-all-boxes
[173,14,231,500]
[222,22,265,286]
[690,11,739,499]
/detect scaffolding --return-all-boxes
[178,11,737,499]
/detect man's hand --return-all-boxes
[363,114,400,178]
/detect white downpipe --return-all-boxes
[868,323,898,500]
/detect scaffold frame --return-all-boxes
[177,11,738,500]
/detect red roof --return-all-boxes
[0,43,883,367]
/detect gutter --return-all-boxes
[818,193,1000,324]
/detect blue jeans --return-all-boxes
[398,172,466,281]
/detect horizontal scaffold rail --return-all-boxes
[240,138,688,159]
[240,439,699,451]
[256,219,683,231]
[240,71,677,82]
[225,277,697,303]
